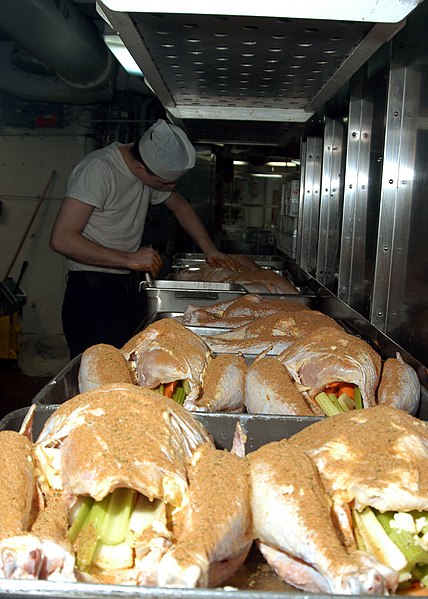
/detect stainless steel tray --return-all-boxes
[0,405,319,599]
[142,280,247,292]
[172,253,287,270]
[31,354,81,406]
[140,280,315,320]
[1,406,319,453]
[30,335,428,420]
[139,280,247,319]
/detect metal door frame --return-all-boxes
[297,137,323,273]
[317,116,345,288]
[370,63,420,332]
[338,68,373,311]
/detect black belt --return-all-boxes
[67,271,134,286]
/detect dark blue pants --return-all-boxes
[61,271,146,359]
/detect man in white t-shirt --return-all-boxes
[50,119,231,358]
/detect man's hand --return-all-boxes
[205,250,241,271]
[128,247,163,277]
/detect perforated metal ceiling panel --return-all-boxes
[97,3,412,145]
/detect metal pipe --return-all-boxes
[0,0,115,93]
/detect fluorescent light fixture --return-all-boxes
[251,173,283,178]
[104,34,143,76]
[233,160,249,166]
[100,0,420,23]
[266,161,297,167]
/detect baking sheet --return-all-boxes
[0,405,318,599]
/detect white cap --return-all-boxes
[138,119,196,181]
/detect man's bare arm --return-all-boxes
[49,197,162,275]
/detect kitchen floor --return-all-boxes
[0,359,51,420]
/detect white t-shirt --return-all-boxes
[65,143,171,273]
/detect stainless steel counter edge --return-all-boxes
[0,577,322,599]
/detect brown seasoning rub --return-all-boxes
[36,384,213,507]
[197,354,247,411]
[122,317,210,357]
[181,294,309,327]
[203,353,247,382]
[169,444,252,580]
[377,356,420,413]
[176,255,298,294]
[31,490,71,548]
[0,430,36,538]
[278,325,382,405]
[289,405,428,508]
[222,295,309,318]
[121,319,212,388]
[79,343,133,390]
[249,440,352,568]
[205,310,340,343]
[247,357,315,415]
[291,310,343,337]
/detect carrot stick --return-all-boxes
[164,381,178,398]
[337,384,355,399]
[324,383,340,394]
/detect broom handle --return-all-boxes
[4,170,57,280]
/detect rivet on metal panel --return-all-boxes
[383,246,389,252]
[394,111,399,117]
[349,184,353,189]
[389,179,394,184]
[402,180,407,185]
[361,185,365,189]
[378,311,383,316]
[352,131,357,137]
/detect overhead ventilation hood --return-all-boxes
[96,0,422,145]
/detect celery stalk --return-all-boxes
[183,379,191,395]
[353,507,408,572]
[328,392,346,413]
[354,386,363,409]
[314,392,342,416]
[376,511,428,568]
[74,494,110,571]
[173,386,185,405]
[68,497,93,543]
[338,393,355,411]
[417,564,428,587]
[101,488,136,546]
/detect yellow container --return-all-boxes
[0,311,21,359]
